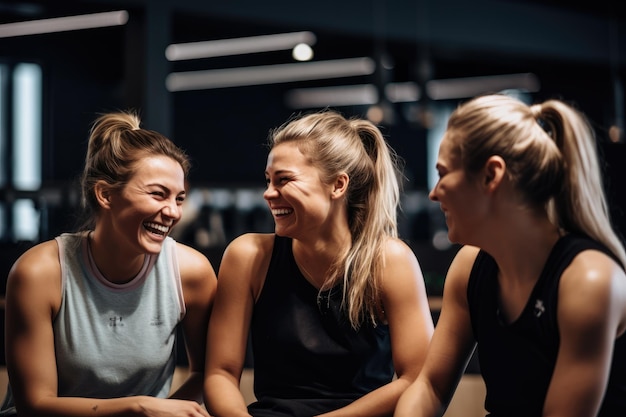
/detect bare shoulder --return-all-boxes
[382,237,416,259]
[8,240,60,284]
[174,240,218,298]
[560,249,626,327]
[6,240,62,310]
[561,249,624,296]
[442,245,480,300]
[450,244,480,268]
[175,240,216,276]
[219,233,275,299]
[223,232,275,260]
[379,237,430,303]
[447,245,479,278]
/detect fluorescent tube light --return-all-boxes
[385,82,421,103]
[426,73,540,100]
[166,57,376,92]
[285,81,421,109]
[0,10,129,38]
[286,84,379,108]
[166,31,317,61]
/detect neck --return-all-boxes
[87,231,146,284]
[292,235,349,289]
[485,219,562,285]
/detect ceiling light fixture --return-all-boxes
[286,84,379,108]
[292,43,314,61]
[285,81,421,109]
[0,10,129,38]
[166,57,375,92]
[165,31,317,61]
[426,73,540,100]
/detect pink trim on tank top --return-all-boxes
[82,233,157,291]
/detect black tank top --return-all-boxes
[467,233,626,417]
[248,235,393,417]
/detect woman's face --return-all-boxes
[108,155,186,255]
[263,142,336,239]
[429,132,486,244]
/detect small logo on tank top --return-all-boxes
[150,316,163,326]
[534,299,545,318]
[109,316,124,326]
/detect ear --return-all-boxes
[483,155,506,193]
[94,180,113,209]
[331,172,349,199]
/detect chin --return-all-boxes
[445,230,462,245]
[273,224,295,238]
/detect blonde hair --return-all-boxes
[80,110,190,229]
[448,94,626,267]
[269,110,404,328]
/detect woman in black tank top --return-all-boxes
[395,94,626,417]
[204,110,434,417]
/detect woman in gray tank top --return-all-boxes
[1,111,217,416]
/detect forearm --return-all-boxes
[394,378,443,417]
[169,370,204,403]
[17,395,157,417]
[204,373,251,417]
[317,377,411,417]
[15,392,211,417]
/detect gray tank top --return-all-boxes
[1,232,185,414]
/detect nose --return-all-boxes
[162,199,182,220]
[428,185,438,202]
[263,184,278,201]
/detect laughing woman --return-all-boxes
[395,94,626,417]
[204,110,434,417]
[1,111,216,417]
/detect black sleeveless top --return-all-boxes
[248,235,393,417]
[467,233,626,417]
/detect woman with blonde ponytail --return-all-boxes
[1,111,216,417]
[205,109,434,417]
[395,93,626,417]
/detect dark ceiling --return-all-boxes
[0,0,625,191]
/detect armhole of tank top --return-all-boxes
[168,238,186,319]
[466,251,484,303]
[466,250,490,330]
[53,235,66,318]
[252,234,279,304]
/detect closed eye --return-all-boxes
[265,177,292,187]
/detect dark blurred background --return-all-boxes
[0,0,625,300]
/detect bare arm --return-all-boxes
[543,250,626,417]
[169,243,218,403]
[318,238,435,417]
[5,241,210,417]
[204,234,274,417]
[394,245,479,417]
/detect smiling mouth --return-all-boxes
[271,208,293,216]
[144,222,170,235]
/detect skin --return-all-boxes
[204,142,434,417]
[4,155,217,417]
[394,132,626,417]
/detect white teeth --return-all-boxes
[272,208,293,216]
[144,222,170,233]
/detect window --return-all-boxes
[0,62,42,242]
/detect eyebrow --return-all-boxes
[146,183,186,195]
[265,169,295,176]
